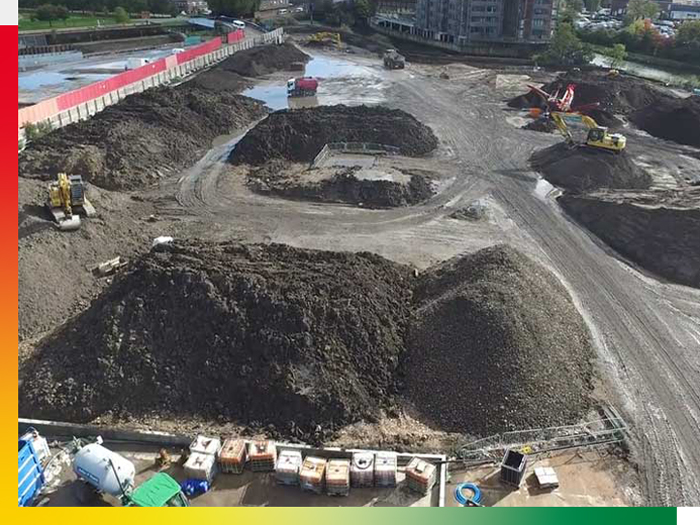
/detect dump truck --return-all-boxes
[46,173,96,231]
[383,49,405,70]
[287,77,318,97]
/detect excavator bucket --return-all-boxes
[57,216,81,231]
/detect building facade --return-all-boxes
[414,0,554,43]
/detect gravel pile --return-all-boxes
[230,105,438,165]
[19,242,413,440]
[19,86,267,190]
[531,142,651,193]
[404,244,595,436]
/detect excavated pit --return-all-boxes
[18,86,268,191]
[230,105,438,166]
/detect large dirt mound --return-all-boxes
[218,43,309,77]
[531,143,651,192]
[404,245,595,436]
[230,105,438,165]
[560,190,700,288]
[19,242,413,438]
[630,96,700,148]
[248,162,434,208]
[18,86,267,191]
[508,70,675,115]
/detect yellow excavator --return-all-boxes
[308,32,342,48]
[46,173,96,231]
[551,112,626,153]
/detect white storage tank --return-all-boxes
[73,443,135,497]
[351,452,374,488]
[184,452,217,482]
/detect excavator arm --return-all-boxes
[550,112,574,145]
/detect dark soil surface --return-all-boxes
[19,241,597,440]
[187,68,251,93]
[531,143,652,193]
[248,163,434,208]
[404,245,595,436]
[217,43,309,77]
[19,242,414,442]
[230,105,438,165]
[18,86,268,191]
[560,189,700,288]
[630,96,700,148]
[508,70,675,116]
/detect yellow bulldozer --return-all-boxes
[308,32,342,48]
[46,173,96,231]
[551,112,626,153]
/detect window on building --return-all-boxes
[532,18,546,27]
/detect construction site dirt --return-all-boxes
[17,43,700,506]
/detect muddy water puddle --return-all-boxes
[242,53,387,110]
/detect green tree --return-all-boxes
[536,22,592,66]
[560,0,584,23]
[35,4,61,27]
[208,0,260,17]
[625,0,659,23]
[354,0,371,19]
[677,20,700,47]
[114,6,129,23]
[604,43,627,68]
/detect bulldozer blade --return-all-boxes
[57,216,81,231]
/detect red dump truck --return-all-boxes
[287,77,318,97]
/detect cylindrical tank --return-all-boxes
[72,443,135,497]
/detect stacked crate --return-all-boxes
[184,435,221,482]
[248,441,277,472]
[405,457,436,495]
[218,438,247,474]
[275,449,303,486]
[374,451,398,487]
[300,456,327,494]
[350,452,374,488]
[326,459,351,496]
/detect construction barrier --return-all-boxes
[18,28,282,140]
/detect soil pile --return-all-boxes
[19,242,414,439]
[404,245,595,436]
[218,43,309,77]
[560,189,700,288]
[186,69,251,93]
[231,105,438,165]
[249,163,434,208]
[531,143,651,192]
[630,96,700,148]
[508,71,674,115]
[18,86,267,191]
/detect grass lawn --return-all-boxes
[19,13,122,32]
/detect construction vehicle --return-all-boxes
[308,32,342,48]
[551,112,626,153]
[287,77,318,97]
[527,83,599,115]
[46,173,96,231]
[73,438,189,507]
[383,49,405,70]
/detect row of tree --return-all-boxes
[20,0,178,15]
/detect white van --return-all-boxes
[233,20,245,29]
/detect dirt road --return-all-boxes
[146,52,700,504]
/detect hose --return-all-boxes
[454,482,482,506]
